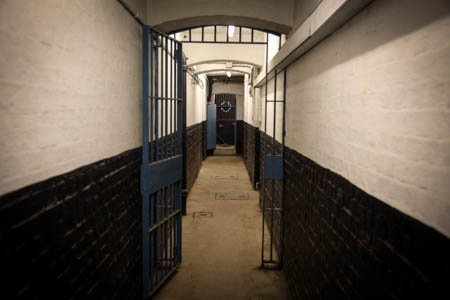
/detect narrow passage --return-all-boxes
[154,156,289,300]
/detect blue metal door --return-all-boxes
[206,104,216,150]
[141,26,183,299]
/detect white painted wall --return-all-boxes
[260,72,285,142]
[283,0,450,237]
[183,43,265,68]
[186,74,207,126]
[267,34,281,63]
[0,0,145,196]
[292,0,322,33]
[124,0,147,22]
[244,75,256,126]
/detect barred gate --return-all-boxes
[141,26,183,298]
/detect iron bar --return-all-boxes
[150,32,154,163]
[239,26,242,43]
[280,69,287,267]
[170,39,173,157]
[141,26,150,299]
[180,41,267,45]
[149,30,155,292]
[176,43,183,264]
[164,36,169,277]
[174,44,178,155]
[261,32,269,268]
[155,33,159,160]
[158,194,162,282]
[165,37,169,159]
[269,69,278,261]
[169,185,173,268]
[164,37,169,274]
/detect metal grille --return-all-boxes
[169,25,281,45]
[261,32,287,270]
[141,26,183,299]
[215,93,237,146]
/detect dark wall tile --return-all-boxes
[0,148,142,300]
[255,129,450,300]
[242,122,259,189]
[185,122,204,191]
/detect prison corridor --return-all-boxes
[153,156,289,300]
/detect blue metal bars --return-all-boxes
[141,26,183,299]
[261,33,286,269]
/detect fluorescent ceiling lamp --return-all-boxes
[228,25,235,38]
[226,71,231,77]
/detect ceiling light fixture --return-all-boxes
[226,71,231,77]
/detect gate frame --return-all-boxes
[141,25,184,299]
[261,32,287,270]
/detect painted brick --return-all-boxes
[0,0,145,196]
[283,0,450,237]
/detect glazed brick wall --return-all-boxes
[185,122,204,191]
[0,148,142,300]
[258,131,283,257]
[255,130,450,299]
[283,146,450,299]
[235,120,244,155]
[202,121,207,160]
[242,122,259,189]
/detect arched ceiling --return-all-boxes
[146,0,294,34]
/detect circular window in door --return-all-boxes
[220,100,232,113]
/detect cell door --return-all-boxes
[215,93,237,146]
[141,26,183,299]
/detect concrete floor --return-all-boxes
[153,155,290,300]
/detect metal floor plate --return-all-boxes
[211,175,238,179]
[215,193,250,200]
[193,212,214,218]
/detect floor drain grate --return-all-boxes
[193,212,214,218]
[211,175,238,179]
[215,193,250,200]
